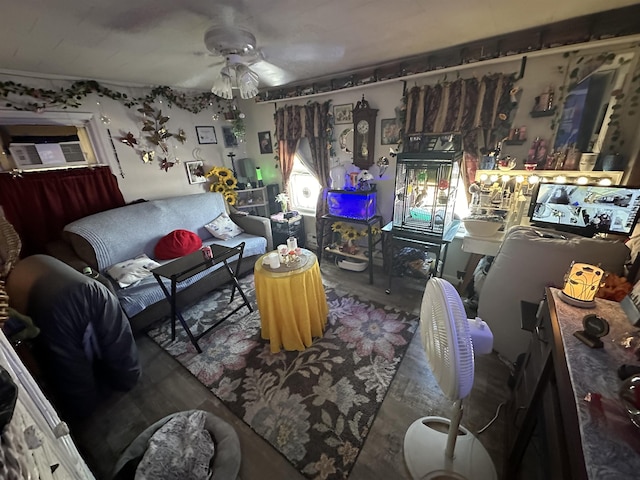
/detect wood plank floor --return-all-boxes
[71,263,512,480]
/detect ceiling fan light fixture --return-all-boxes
[235,64,260,99]
[211,66,233,99]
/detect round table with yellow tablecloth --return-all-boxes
[254,249,328,353]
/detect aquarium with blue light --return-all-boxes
[327,190,377,220]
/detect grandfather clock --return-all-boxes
[352,95,378,169]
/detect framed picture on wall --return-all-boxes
[381,118,400,145]
[222,126,238,148]
[334,104,353,124]
[258,131,273,154]
[185,160,206,184]
[195,126,217,144]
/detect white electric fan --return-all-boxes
[404,277,496,480]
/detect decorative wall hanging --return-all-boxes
[119,103,186,171]
[333,104,353,124]
[381,118,400,145]
[0,80,225,114]
[185,161,206,184]
[258,131,273,154]
[222,126,238,148]
[196,126,217,145]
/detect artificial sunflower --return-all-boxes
[205,166,239,206]
[343,228,359,242]
[210,183,226,193]
[223,176,238,189]
[216,167,233,179]
[224,190,238,205]
[331,222,346,233]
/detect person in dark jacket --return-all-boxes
[6,254,141,418]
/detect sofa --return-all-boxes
[477,225,631,362]
[58,192,272,332]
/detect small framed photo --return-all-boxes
[222,126,238,148]
[185,160,206,184]
[334,104,353,124]
[196,126,217,144]
[258,131,273,154]
[381,118,401,145]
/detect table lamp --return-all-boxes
[256,167,264,187]
[560,262,604,308]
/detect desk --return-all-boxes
[316,214,383,285]
[382,220,460,294]
[152,243,252,353]
[255,249,328,353]
[506,288,640,479]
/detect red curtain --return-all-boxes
[0,166,125,256]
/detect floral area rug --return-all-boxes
[147,274,418,479]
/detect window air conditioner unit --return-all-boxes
[8,142,87,169]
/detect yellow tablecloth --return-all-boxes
[255,249,328,353]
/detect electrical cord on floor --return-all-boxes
[477,402,505,434]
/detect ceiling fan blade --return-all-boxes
[250,60,296,87]
[176,68,220,89]
[261,43,345,64]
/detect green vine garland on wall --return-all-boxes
[0,79,225,114]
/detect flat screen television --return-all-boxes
[529,184,640,237]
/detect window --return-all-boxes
[289,154,321,214]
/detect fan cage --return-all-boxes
[420,278,474,400]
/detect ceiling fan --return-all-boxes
[204,25,288,99]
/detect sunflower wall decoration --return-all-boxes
[205,166,239,205]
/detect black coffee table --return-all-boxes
[152,243,252,353]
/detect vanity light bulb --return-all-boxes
[490,175,499,182]
[479,174,488,182]
[598,178,612,186]
[528,175,539,184]
[501,175,510,183]
[576,176,589,185]
[555,175,567,184]
[515,175,524,183]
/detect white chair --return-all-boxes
[477,226,630,362]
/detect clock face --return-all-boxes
[357,120,369,134]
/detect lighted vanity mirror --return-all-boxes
[553,52,635,156]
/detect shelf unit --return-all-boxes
[324,246,368,262]
[235,187,269,217]
[529,107,556,118]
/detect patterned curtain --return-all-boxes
[274,105,302,192]
[274,101,332,237]
[404,73,516,189]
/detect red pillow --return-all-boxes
[154,230,203,260]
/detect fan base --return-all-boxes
[404,416,497,480]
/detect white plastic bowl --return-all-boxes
[463,219,503,237]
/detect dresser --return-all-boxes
[506,287,640,479]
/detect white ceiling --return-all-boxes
[0,0,637,91]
